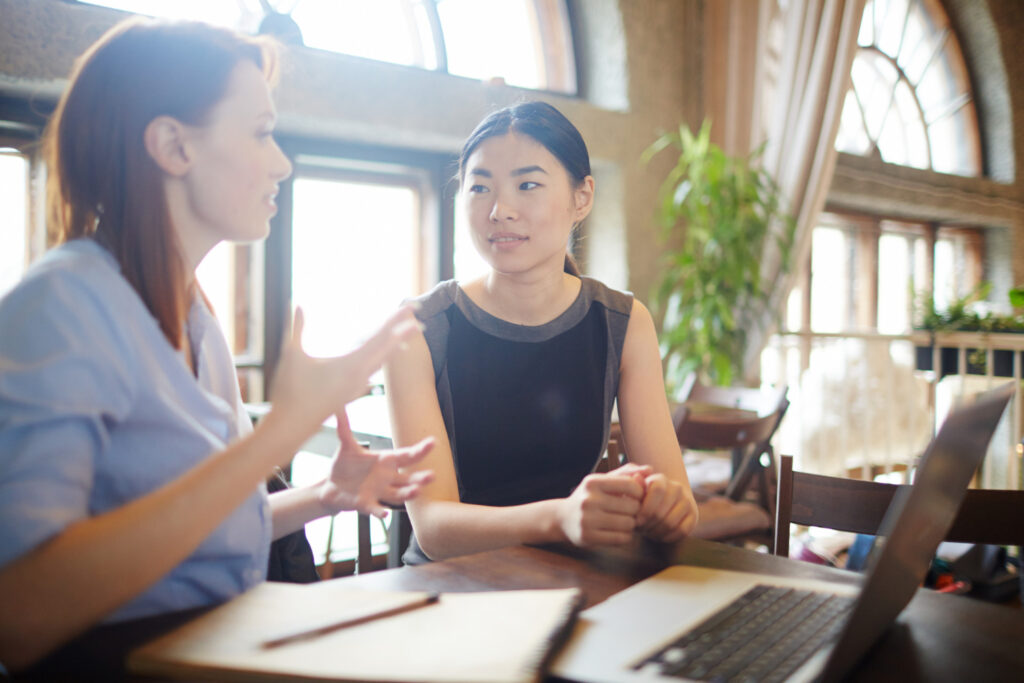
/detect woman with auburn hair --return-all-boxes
[385,101,698,564]
[0,18,433,673]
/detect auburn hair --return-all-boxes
[45,18,279,348]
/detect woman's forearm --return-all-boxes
[269,482,330,540]
[0,411,304,672]
[409,498,568,561]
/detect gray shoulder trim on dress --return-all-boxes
[409,279,459,322]
[407,280,458,383]
[579,276,633,318]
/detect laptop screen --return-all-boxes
[820,382,1013,681]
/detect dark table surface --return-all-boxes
[336,538,1024,683]
[18,537,1023,682]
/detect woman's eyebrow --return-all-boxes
[511,165,547,176]
[468,168,492,178]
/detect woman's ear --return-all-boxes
[143,116,192,177]
[573,175,595,222]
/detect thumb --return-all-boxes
[290,306,305,347]
[334,410,360,450]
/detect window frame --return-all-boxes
[260,135,456,398]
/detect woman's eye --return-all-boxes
[468,184,489,194]
[519,181,540,190]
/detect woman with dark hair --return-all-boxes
[385,101,697,564]
[0,19,433,671]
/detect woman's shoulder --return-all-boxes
[578,276,633,318]
[408,279,460,322]
[0,240,142,357]
[8,239,123,301]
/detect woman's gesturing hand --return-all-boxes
[269,305,421,439]
[635,473,699,542]
[557,465,651,547]
[319,411,435,519]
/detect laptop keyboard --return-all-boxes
[633,584,855,683]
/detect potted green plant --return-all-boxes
[644,121,795,392]
[914,282,1024,377]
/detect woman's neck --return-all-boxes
[464,268,581,326]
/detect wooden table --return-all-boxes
[25,538,1022,681]
[335,538,1024,683]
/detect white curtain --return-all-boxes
[705,0,866,379]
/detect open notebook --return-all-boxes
[553,382,1013,683]
[129,582,583,683]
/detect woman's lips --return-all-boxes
[489,232,528,249]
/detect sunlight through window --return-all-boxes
[438,0,542,89]
[77,0,574,93]
[836,0,980,176]
[0,152,28,297]
[291,177,420,359]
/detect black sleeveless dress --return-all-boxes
[402,277,633,564]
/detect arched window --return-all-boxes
[835,0,980,177]
[798,0,989,340]
[78,0,577,94]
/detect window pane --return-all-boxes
[839,0,979,177]
[874,0,911,58]
[877,233,912,333]
[77,0,263,31]
[810,227,850,333]
[0,152,28,297]
[291,177,420,359]
[438,0,544,89]
[292,0,436,67]
[196,242,235,349]
[929,110,973,176]
[835,90,871,155]
[932,237,955,311]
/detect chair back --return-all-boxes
[774,454,1024,558]
[673,374,789,516]
[672,375,789,452]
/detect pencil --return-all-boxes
[261,592,440,649]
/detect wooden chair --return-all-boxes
[673,374,790,515]
[774,454,1024,559]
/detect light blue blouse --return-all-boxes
[0,239,271,623]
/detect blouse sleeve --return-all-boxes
[0,268,136,569]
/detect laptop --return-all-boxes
[552,382,1013,683]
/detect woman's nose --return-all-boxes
[271,139,293,181]
[489,195,516,222]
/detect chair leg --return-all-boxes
[725,445,760,503]
[774,455,794,558]
[387,508,412,569]
[356,512,372,574]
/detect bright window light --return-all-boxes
[437,0,543,88]
[77,0,264,31]
[837,0,980,177]
[291,176,420,359]
[196,241,235,346]
[0,152,28,298]
[291,0,436,67]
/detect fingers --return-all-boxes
[350,305,422,371]
[290,306,305,347]
[610,463,652,478]
[587,472,646,500]
[379,437,435,468]
[638,476,699,542]
[383,473,435,505]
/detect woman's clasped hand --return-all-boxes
[557,464,697,547]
